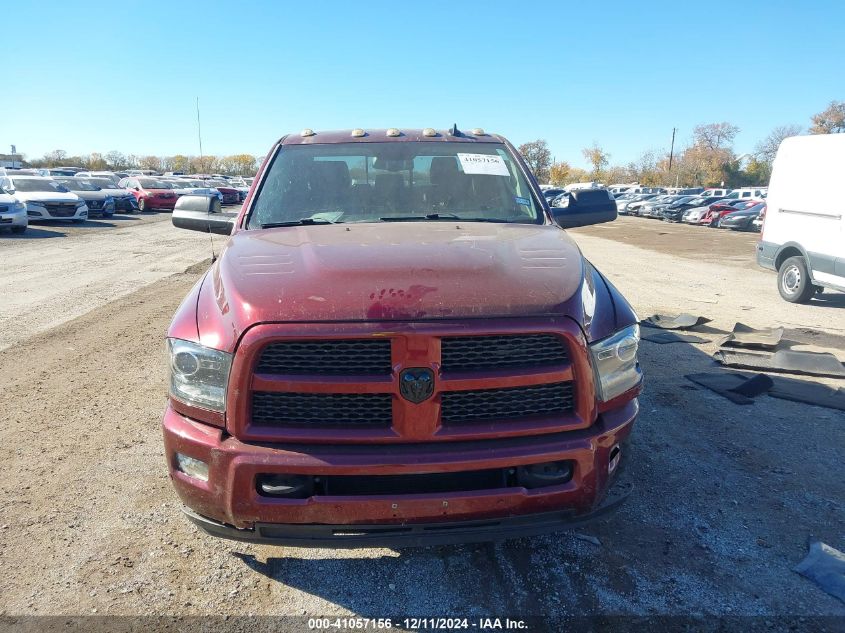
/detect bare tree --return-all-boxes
[517,139,552,183]
[755,124,802,163]
[693,122,740,151]
[809,100,845,134]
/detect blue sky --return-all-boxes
[5,0,842,168]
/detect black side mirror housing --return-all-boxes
[551,188,618,229]
[172,194,235,235]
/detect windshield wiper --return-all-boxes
[379,213,512,223]
[260,218,341,228]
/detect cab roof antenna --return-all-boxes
[449,123,461,137]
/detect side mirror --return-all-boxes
[172,194,235,235]
[551,189,617,229]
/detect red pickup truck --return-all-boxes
[163,127,642,547]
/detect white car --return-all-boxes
[0,175,87,223]
[0,189,28,234]
[75,171,121,185]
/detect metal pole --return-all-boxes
[668,127,676,172]
[196,97,204,173]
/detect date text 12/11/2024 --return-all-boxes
[307,617,529,630]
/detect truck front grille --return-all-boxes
[256,339,392,375]
[252,391,392,428]
[441,334,568,372]
[244,328,583,440]
[441,382,575,425]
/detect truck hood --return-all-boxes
[195,222,589,350]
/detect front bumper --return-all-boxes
[146,197,177,210]
[162,398,637,545]
[115,196,138,212]
[27,204,87,221]
[184,479,633,548]
[0,209,28,228]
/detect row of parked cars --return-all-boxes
[614,189,766,231]
[0,168,254,234]
[539,184,767,232]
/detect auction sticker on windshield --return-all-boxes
[458,153,510,176]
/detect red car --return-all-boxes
[119,177,178,211]
[698,199,757,227]
[206,180,240,205]
[163,128,641,547]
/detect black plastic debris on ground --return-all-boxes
[794,542,845,604]
[714,349,845,378]
[640,330,710,345]
[686,370,845,411]
[686,372,772,405]
[641,313,712,330]
[717,322,784,349]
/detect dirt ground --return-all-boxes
[1,214,843,625]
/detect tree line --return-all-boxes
[23,150,260,176]
[519,100,845,187]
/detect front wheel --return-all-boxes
[777,256,816,303]
[138,198,146,212]
[11,225,26,234]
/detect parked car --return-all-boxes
[179,179,225,202]
[757,133,845,302]
[205,179,240,205]
[0,187,28,233]
[0,175,87,222]
[720,202,765,231]
[54,177,116,218]
[643,195,696,219]
[661,196,727,222]
[543,188,567,205]
[44,167,84,177]
[81,177,139,213]
[163,127,640,548]
[698,199,758,227]
[617,193,660,215]
[627,194,675,216]
[74,171,121,185]
[117,177,178,211]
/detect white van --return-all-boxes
[757,134,844,302]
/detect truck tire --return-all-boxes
[777,256,816,303]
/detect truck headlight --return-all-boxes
[589,324,642,402]
[167,338,233,412]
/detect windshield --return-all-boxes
[10,178,70,193]
[248,142,541,228]
[58,178,100,191]
[89,178,116,189]
[139,179,171,189]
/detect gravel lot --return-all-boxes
[1,214,843,624]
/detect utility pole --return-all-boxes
[196,97,204,172]
[668,127,677,172]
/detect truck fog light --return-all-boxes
[175,453,209,482]
[516,460,573,489]
[257,474,314,498]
